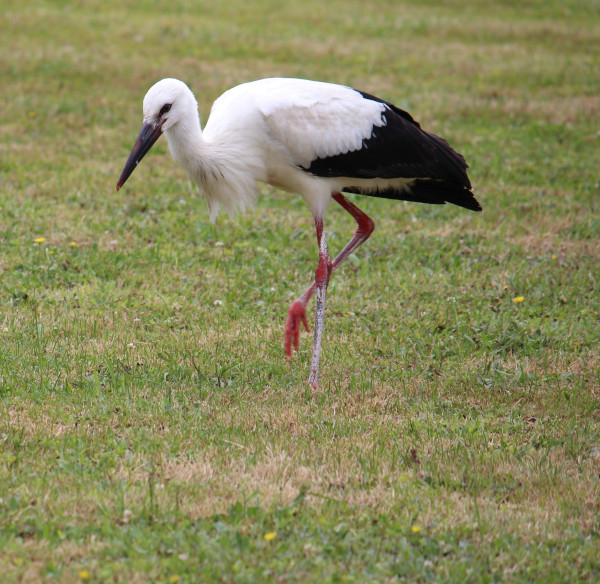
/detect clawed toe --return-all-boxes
[285,300,310,358]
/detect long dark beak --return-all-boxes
[116,121,163,191]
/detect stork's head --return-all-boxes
[116,78,198,190]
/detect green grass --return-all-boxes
[1,0,599,581]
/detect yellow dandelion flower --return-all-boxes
[79,570,90,580]
[411,525,422,533]
[47,250,54,255]
[264,532,277,541]
[2,327,8,333]
[513,296,525,304]
[551,254,557,260]
[69,241,77,247]
[169,576,180,584]
[33,237,45,243]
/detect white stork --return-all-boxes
[116,78,481,389]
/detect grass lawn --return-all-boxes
[1,0,599,581]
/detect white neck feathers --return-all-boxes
[163,114,260,222]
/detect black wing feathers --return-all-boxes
[301,90,481,212]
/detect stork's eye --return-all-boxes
[159,103,172,116]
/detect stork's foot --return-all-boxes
[285,299,310,358]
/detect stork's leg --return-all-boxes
[308,216,333,388]
[286,192,375,384]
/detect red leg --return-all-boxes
[308,216,333,388]
[328,192,375,268]
[285,192,375,378]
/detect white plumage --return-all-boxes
[117,77,480,388]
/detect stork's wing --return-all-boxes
[263,82,471,191]
[259,81,386,168]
